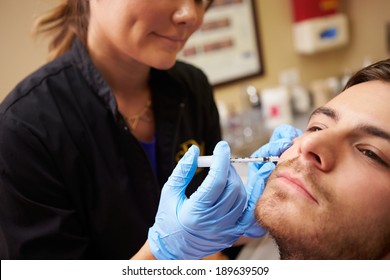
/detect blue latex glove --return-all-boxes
[243,124,303,238]
[148,141,250,260]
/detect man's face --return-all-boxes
[257,80,390,259]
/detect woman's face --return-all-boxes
[88,0,210,69]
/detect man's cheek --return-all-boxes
[280,137,301,160]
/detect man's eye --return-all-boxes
[306,126,322,132]
[361,149,388,167]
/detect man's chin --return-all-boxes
[255,195,275,231]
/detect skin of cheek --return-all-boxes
[278,136,301,161]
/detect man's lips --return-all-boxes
[276,172,319,204]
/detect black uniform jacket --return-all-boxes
[0,39,221,259]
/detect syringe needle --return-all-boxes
[197,156,279,167]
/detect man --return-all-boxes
[256,58,390,259]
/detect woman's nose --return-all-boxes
[173,1,202,27]
[297,130,337,172]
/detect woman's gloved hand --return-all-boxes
[243,124,303,238]
[148,141,250,260]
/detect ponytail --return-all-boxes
[32,0,89,60]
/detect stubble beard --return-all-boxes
[255,157,390,259]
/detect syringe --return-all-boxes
[197,156,280,167]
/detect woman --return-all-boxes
[0,0,221,259]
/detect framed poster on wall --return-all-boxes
[177,0,264,86]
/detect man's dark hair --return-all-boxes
[344,58,390,90]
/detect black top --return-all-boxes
[0,39,221,259]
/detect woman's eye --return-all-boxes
[361,149,388,167]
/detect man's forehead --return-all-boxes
[326,81,390,110]
[310,82,390,133]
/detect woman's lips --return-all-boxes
[155,33,186,49]
[277,173,319,204]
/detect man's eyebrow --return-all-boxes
[309,107,390,143]
[356,124,390,143]
[309,106,339,122]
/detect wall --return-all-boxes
[0,0,58,99]
[213,0,390,110]
[1,0,390,104]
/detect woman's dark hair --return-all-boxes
[344,58,390,90]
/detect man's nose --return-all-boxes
[297,130,338,172]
